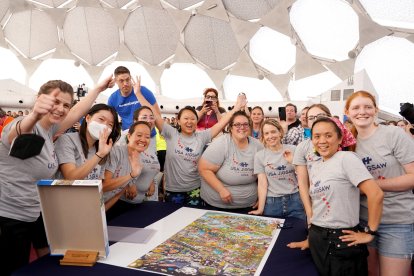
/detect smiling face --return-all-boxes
[136,108,155,130]
[312,121,342,160]
[178,109,197,135]
[45,89,72,125]
[345,96,377,130]
[250,108,264,125]
[262,123,282,148]
[230,115,250,141]
[127,123,151,153]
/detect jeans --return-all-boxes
[263,191,306,220]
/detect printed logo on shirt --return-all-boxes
[361,156,386,178]
[175,137,200,165]
[309,180,331,218]
[142,151,159,170]
[86,166,101,180]
[230,153,253,176]
[48,150,58,170]
[119,101,139,108]
[266,163,295,181]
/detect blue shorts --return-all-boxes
[360,220,414,259]
[263,191,306,221]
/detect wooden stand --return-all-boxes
[60,250,99,267]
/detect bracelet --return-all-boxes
[95,153,103,159]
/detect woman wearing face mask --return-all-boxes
[345,91,414,276]
[55,104,121,180]
[103,121,153,220]
[249,119,305,220]
[289,117,383,276]
[132,78,246,206]
[0,77,114,275]
[198,111,264,211]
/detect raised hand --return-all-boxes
[32,89,60,120]
[131,75,141,96]
[96,127,113,157]
[96,75,115,93]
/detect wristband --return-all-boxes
[95,153,103,159]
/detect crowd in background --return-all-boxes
[0,65,413,276]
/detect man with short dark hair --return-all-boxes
[281,103,303,145]
[108,66,160,136]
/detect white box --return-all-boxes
[37,179,109,259]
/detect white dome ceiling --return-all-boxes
[0,0,413,113]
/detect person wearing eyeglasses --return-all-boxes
[108,66,161,135]
[196,88,226,131]
[199,111,264,212]
[132,80,247,206]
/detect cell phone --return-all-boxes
[278,106,286,121]
[205,100,212,107]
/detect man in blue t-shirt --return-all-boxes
[108,66,160,136]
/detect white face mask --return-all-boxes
[87,120,111,140]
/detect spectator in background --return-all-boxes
[344,119,353,132]
[250,106,264,139]
[396,119,408,130]
[170,116,178,128]
[7,110,11,116]
[196,88,226,131]
[387,120,397,126]
[108,66,160,135]
[18,110,23,117]
[24,110,29,116]
[0,108,14,139]
[281,103,303,146]
[299,106,309,129]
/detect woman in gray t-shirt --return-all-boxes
[199,111,264,211]
[55,104,121,180]
[290,117,383,276]
[133,82,247,206]
[249,119,305,220]
[0,77,114,275]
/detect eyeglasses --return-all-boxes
[307,113,328,121]
[232,122,250,129]
[139,116,155,121]
[205,95,218,100]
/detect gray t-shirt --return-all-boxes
[120,146,160,204]
[356,125,414,224]
[200,134,264,209]
[55,132,103,180]
[292,139,322,171]
[254,145,298,197]
[162,123,211,192]
[0,118,59,222]
[103,145,133,202]
[309,151,373,229]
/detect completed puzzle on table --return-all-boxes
[128,211,280,275]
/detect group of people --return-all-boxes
[0,65,413,276]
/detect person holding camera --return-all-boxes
[196,88,226,131]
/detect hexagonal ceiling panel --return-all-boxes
[100,0,134,9]
[184,15,240,69]
[0,0,9,21]
[27,0,72,8]
[249,26,296,74]
[63,6,119,65]
[223,0,281,20]
[4,9,58,59]
[358,0,414,30]
[290,0,359,61]
[163,0,203,9]
[124,7,179,65]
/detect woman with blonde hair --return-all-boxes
[249,119,305,220]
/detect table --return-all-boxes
[13,202,318,275]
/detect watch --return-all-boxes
[363,226,378,236]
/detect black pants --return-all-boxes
[0,215,48,276]
[309,224,369,276]
[156,150,166,172]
